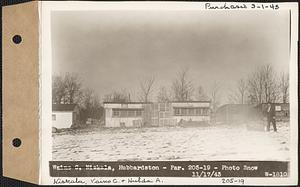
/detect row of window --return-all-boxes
[112,109,143,117]
[112,107,210,118]
[155,103,172,112]
[174,107,210,116]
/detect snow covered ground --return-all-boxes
[52,122,290,161]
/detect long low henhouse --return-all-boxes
[103,101,211,127]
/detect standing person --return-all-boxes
[266,102,277,132]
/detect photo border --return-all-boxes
[40,1,298,185]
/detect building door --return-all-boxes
[143,104,152,127]
[72,111,76,125]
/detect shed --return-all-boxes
[216,104,260,124]
[260,103,290,121]
[52,104,80,129]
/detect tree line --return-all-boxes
[52,64,289,122]
[102,67,219,111]
[228,64,289,105]
[52,72,103,123]
[102,65,289,110]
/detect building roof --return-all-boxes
[103,102,153,104]
[103,101,211,104]
[218,104,255,108]
[52,104,77,111]
[171,100,211,103]
[217,104,256,113]
[260,102,290,105]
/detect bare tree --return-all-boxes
[52,73,82,104]
[139,76,155,102]
[280,72,289,103]
[157,86,171,102]
[210,81,221,112]
[262,64,279,103]
[228,79,248,104]
[64,72,82,104]
[52,73,106,123]
[247,64,279,104]
[52,75,66,104]
[247,67,264,104]
[172,68,194,101]
[197,85,209,101]
[103,89,131,102]
[78,89,95,109]
[79,89,103,122]
[237,79,248,104]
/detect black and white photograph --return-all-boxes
[39,1,298,185]
[51,8,291,161]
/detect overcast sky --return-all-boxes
[51,10,289,103]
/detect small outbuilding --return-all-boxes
[215,104,260,124]
[52,104,80,129]
[260,103,290,121]
[216,103,290,124]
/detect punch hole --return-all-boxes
[12,35,22,44]
[12,138,22,147]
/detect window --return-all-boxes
[112,109,120,117]
[275,105,281,111]
[173,107,210,116]
[159,103,164,111]
[159,103,169,111]
[181,108,187,115]
[128,110,135,117]
[188,108,194,115]
[202,108,209,115]
[195,108,201,116]
[52,114,56,121]
[136,110,142,117]
[120,110,127,117]
[174,108,180,116]
[113,109,143,118]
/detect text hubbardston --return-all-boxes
[119,164,160,171]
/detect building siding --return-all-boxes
[104,102,211,127]
[173,116,210,123]
[171,102,210,107]
[106,117,143,127]
[105,108,143,127]
[52,111,73,129]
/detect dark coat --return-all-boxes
[267,104,275,120]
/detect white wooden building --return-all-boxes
[52,104,80,129]
[103,101,211,127]
[171,101,211,123]
[103,102,146,127]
